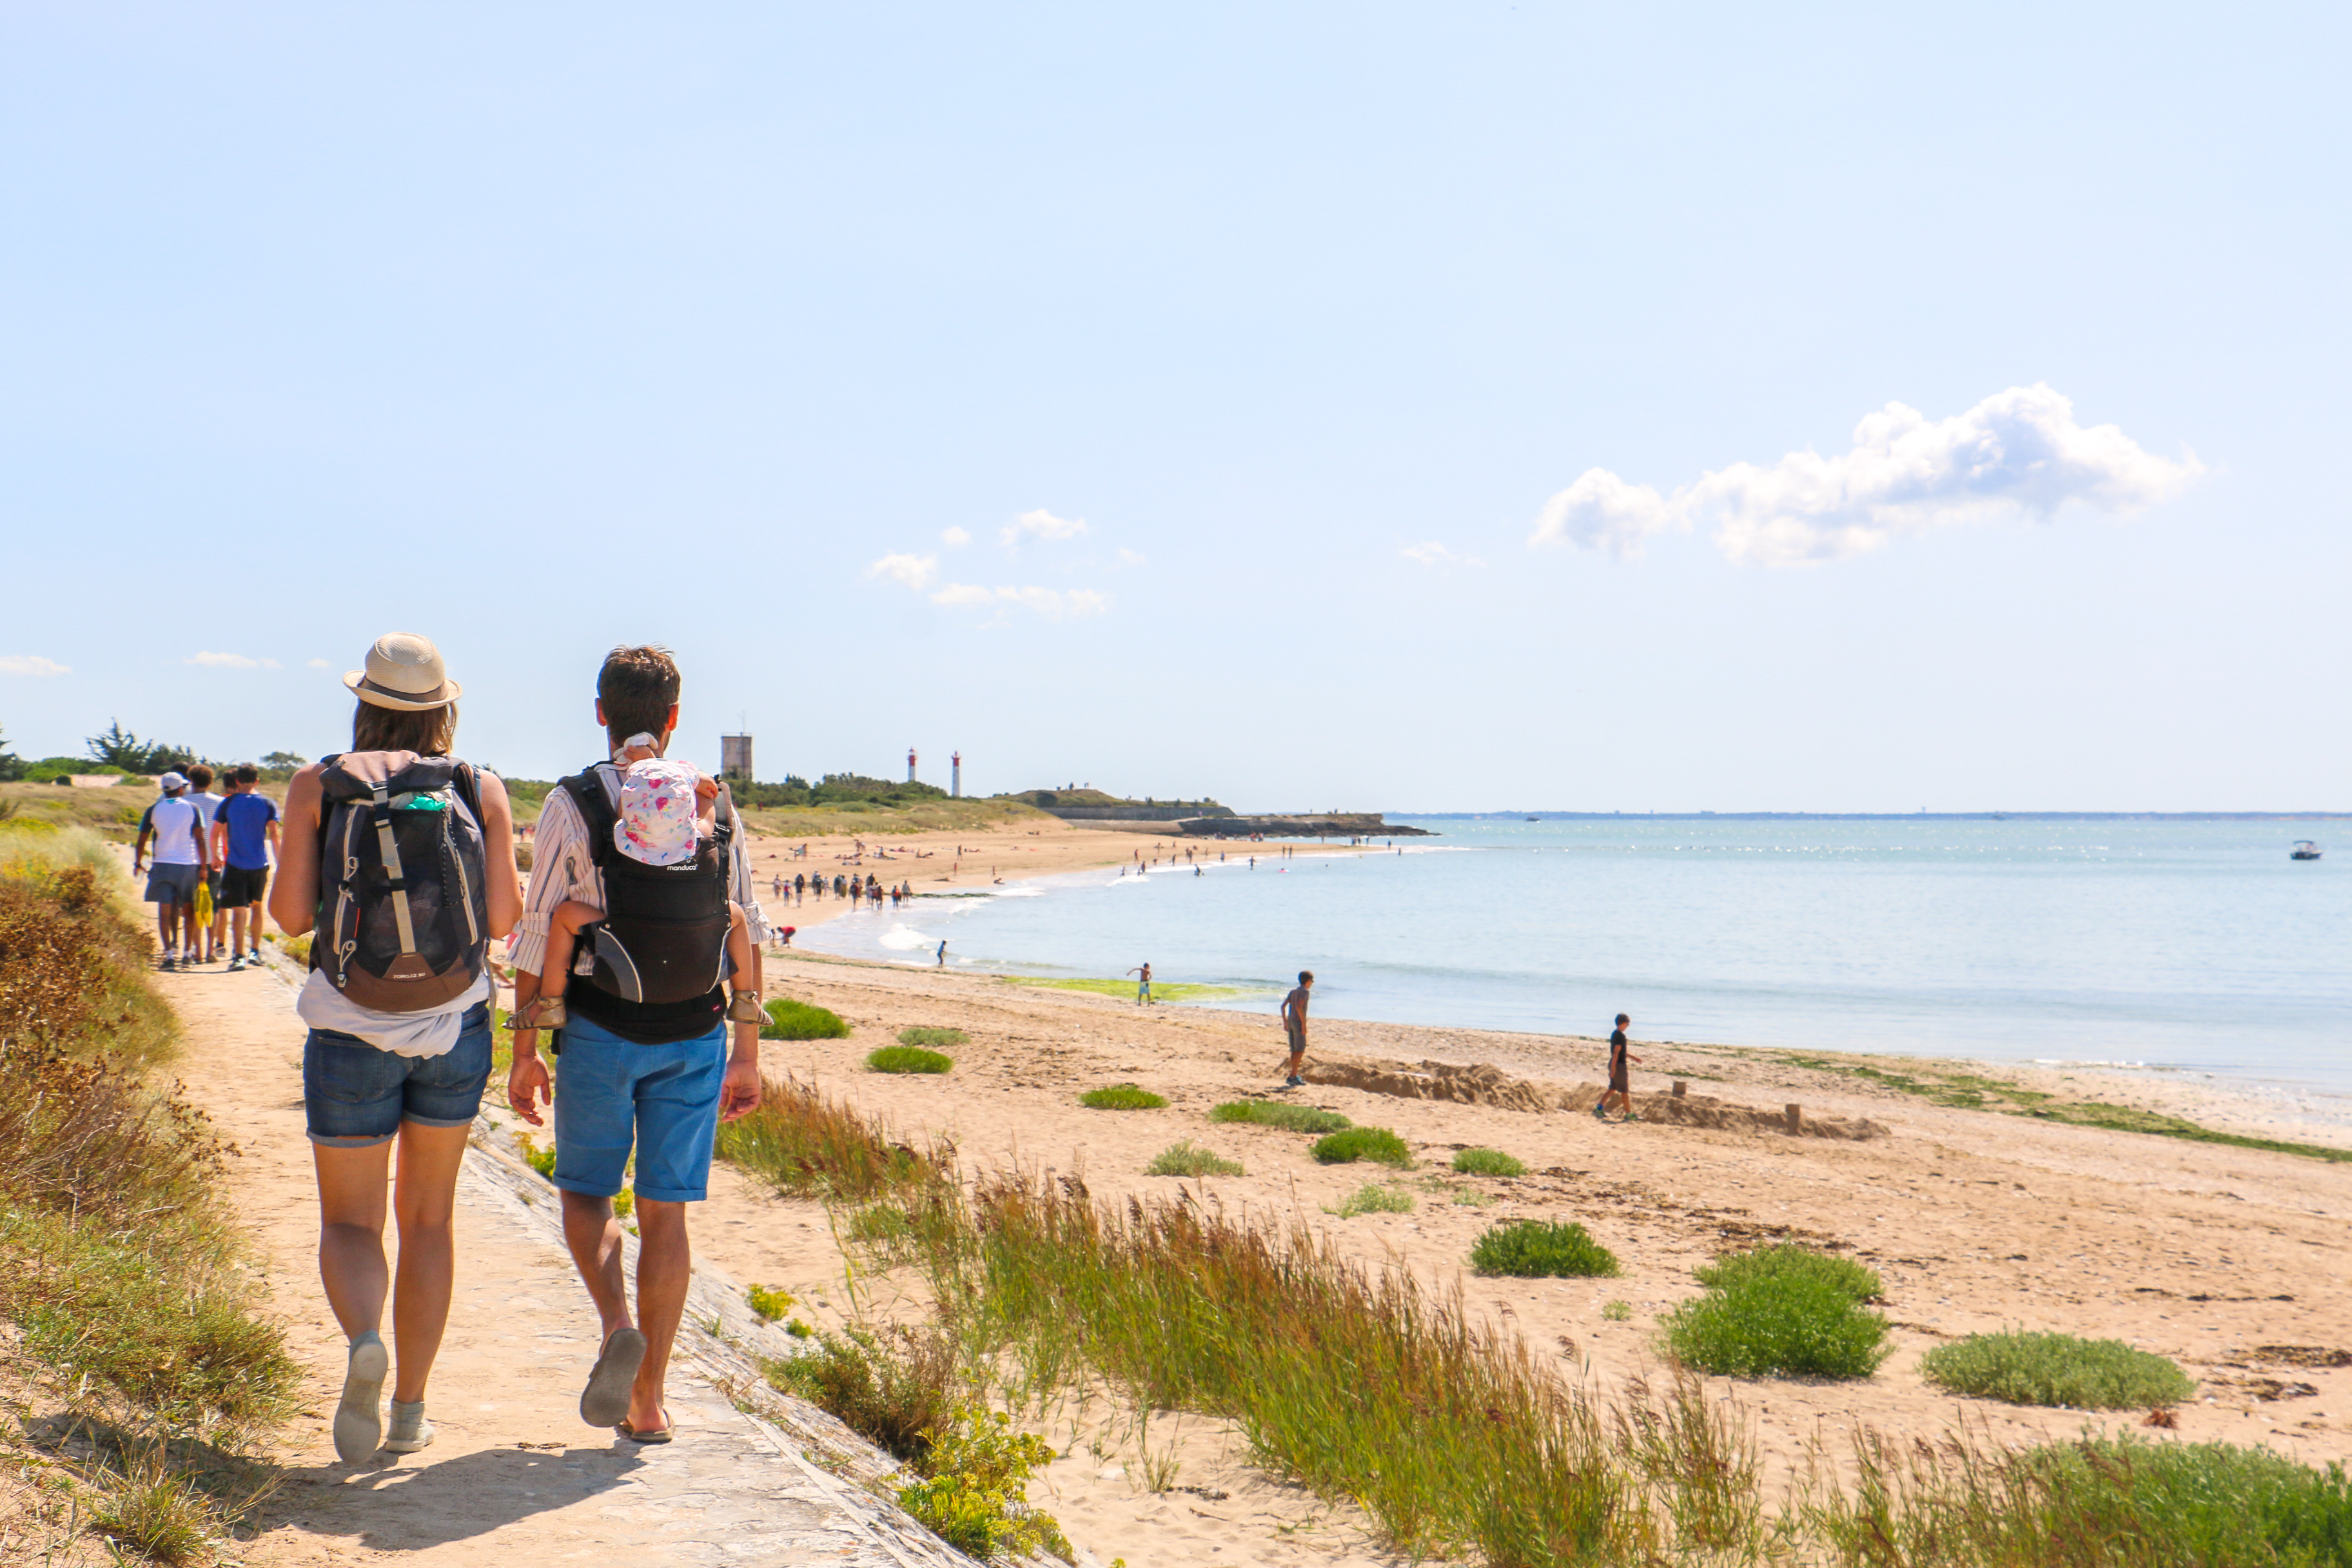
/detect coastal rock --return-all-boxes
[1301,1055,1890,1141]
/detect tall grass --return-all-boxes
[0,827,177,1070]
[714,1076,951,1200]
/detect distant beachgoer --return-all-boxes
[936,939,947,967]
[779,925,795,948]
[1594,1014,1642,1123]
[794,872,805,903]
[1129,962,1152,1004]
[186,764,227,963]
[211,763,281,968]
[771,874,783,899]
[133,772,211,970]
[1279,971,1313,1087]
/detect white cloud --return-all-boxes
[185,651,279,669]
[1530,385,2204,567]
[1400,542,1486,569]
[940,526,972,547]
[1115,547,1148,569]
[0,654,70,677]
[928,583,1110,620]
[865,552,940,591]
[307,658,331,669]
[998,508,1088,547]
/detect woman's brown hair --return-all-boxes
[351,701,457,757]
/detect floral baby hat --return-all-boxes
[614,758,703,866]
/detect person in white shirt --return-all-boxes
[132,772,211,970]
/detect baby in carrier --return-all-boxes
[518,738,764,1030]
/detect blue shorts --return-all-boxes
[551,1014,727,1204]
[144,862,201,906]
[305,1003,493,1147]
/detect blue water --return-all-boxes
[798,819,2351,1091]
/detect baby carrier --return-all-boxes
[312,751,489,1012]
[555,763,737,1043]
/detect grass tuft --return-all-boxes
[1694,1244,1881,1303]
[1333,1183,1414,1217]
[1470,1220,1622,1278]
[90,1456,213,1565]
[762,996,852,1040]
[762,1324,959,1465]
[1663,1266,1890,1380]
[1145,1141,1244,1177]
[1209,1100,1351,1133]
[1079,1083,1168,1110]
[868,1045,954,1075]
[1451,1147,1527,1177]
[1310,1126,1413,1167]
[1920,1329,2196,1410]
[897,1026,968,1048]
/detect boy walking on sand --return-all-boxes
[211,764,280,968]
[133,773,210,969]
[1594,1013,1641,1122]
[1279,970,1313,1088]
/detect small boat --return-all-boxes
[2292,840,2322,861]
[1525,816,1539,822]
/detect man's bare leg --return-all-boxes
[626,1199,692,1435]
[560,1189,632,1341]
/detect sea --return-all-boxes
[796,818,2350,1094]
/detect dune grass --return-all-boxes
[1451,1146,1527,1177]
[897,1026,968,1048]
[1079,1083,1168,1110]
[1665,1249,1891,1380]
[1310,1126,1413,1167]
[714,1077,948,1200]
[868,1045,955,1075]
[1332,1183,1414,1218]
[1144,1141,1245,1177]
[1920,1329,2196,1410]
[0,827,178,1071]
[1208,1100,1351,1134]
[763,996,852,1040]
[1469,1219,1621,1278]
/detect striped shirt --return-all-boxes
[511,765,771,979]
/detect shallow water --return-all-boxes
[797,819,2351,1092]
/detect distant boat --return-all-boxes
[1525,816,1539,822]
[2292,840,2322,861]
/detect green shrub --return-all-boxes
[898,1026,968,1048]
[1694,1244,1881,1303]
[1602,1300,1632,1322]
[868,1046,954,1074]
[1663,1273,1890,1380]
[1333,1183,1415,1217]
[763,996,852,1040]
[1470,1219,1621,1279]
[1310,1126,1413,1167]
[761,1324,959,1465]
[1079,1083,1168,1110]
[1920,1329,2195,1410]
[1208,1100,1351,1133]
[785,1318,814,1338]
[1146,1141,1244,1177]
[896,1406,1071,1563]
[748,1284,794,1322]
[514,1133,557,1180]
[1451,1147,1527,1177]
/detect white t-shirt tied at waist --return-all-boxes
[297,968,491,1059]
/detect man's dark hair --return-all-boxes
[1615,1013,1630,1026]
[231,763,260,787]
[1299,970,1314,985]
[185,763,214,789]
[599,645,681,748]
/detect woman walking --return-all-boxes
[270,633,522,1463]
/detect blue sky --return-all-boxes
[4,4,2344,810]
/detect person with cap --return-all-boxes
[132,771,211,970]
[268,633,524,1464]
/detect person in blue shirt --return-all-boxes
[210,763,281,970]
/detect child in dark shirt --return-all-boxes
[1592,1012,1642,1123]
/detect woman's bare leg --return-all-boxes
[314,1141,395,1338]
[389,1120,474,1402]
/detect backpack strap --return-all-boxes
[368,775,421,959]
[560,767,618,868]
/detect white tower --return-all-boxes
[951,751,961,799]
[907,746,917,784]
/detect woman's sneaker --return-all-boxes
[384,1399,434,1454]
[333,1333,389,1464]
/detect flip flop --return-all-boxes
[616,1406,672,1444]
[580,1327,647,1427]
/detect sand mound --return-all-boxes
[1302,1055,1890,1141]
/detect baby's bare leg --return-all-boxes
[540,899,604,986]
[724,903,754,985]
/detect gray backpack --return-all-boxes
[313,750,490,1012]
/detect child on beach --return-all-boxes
[512,739,763,1030]
[1594,1013,1641,1122]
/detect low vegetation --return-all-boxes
[1309,1126,1413,1167]
[1144,1141,1244,1177]
[762,996,852,1040]
[1470,1219,1621,1279]
[1332,1183,1414,1217]
[1006,975,1250,1003]
[868,1045,955,1075]
[714,1077,948,1200]
[0,827,177,1070]
[1664,1248,1891,1380]
[1920,1329,2197,1410]
[1079,1083,1167,1110]
[897,1026,968,1048]
[1451,1146,1527,1177]
[748,1284,795,1322]
[1209,1099,1351,1134]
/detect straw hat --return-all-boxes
[344,632,463,712]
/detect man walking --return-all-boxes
[1279,970,1313,1088]
[210,763,280,968]
[505,645,767,1445]
[185,765,228,963]
[1593,1013,1642,1122]
[132,772,210,970]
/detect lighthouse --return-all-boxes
[907,746,918,784]
[951,752,961,798]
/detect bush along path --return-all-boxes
[137,931,1034,1568]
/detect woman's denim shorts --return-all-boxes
[304,1002,493,1147]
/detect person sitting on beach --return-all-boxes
[1594,1014,1642,1123]
[511,738,765,1037]
[1280,971,1313,1088]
